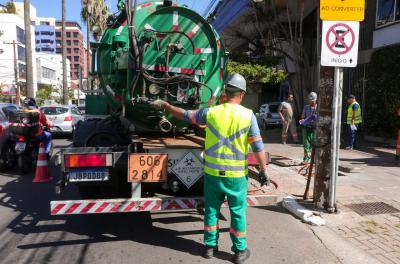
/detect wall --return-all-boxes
[373,23,400,48]
[35,25,56,54]
[0,14,38,95]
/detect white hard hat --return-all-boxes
[225,73,247,92]
[308,92,317,101]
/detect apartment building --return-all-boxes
[34,17,56,54]
[55,21,89,89]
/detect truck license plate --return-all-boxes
[69,168,109,182]
[128,154,167,182]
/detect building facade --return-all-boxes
[55,21,89,89]
[36,54,71,92]
[34,17,56,54]
[0,13,38,96]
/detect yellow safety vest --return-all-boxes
[346,102,362,124]
[204,103,252,178]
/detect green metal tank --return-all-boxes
[93,0,227,132]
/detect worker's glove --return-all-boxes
[150,99,167,110]
[258,170,270,186]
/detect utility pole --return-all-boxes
[62,0,69,105]
[12,40,20,105]
[78,64,82,106]
[24,0,34,97]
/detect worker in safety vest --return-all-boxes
[21,97,53,154]
[151,73,269,264]
[345,94,362,150]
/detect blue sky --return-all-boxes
[2,0,213,26]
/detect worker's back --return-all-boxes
[204,103,253,178]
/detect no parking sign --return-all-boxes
[321,21,360,68]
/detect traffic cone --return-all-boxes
[33,143,52,183]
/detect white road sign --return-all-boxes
[171,152,204,188]
[321,21,360,68]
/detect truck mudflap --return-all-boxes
[50,194,277,215]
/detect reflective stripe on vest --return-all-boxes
[204,103,252,178]
[346,102,362,124]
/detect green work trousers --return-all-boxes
[302,127,316,163]
[203,174,248,252]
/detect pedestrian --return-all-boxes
[396,107,400,161]
[299,92,318,165]
[345,94,362,150]
[278,93,299,144]
[151,73,269,264]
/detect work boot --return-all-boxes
[202,246,218,259]
[345,146,353,150]
[233,248,250,264]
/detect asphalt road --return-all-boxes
[0,138,340,264]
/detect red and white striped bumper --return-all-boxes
[50,195,277,215]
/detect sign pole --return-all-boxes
[327,67,343,212]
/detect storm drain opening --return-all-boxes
[345,202,400,216]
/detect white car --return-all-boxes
[258,102,282,129]
[41,105,85,134]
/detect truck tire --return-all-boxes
[74,117,131,199]
[73,117,129,147]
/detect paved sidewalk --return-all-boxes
[262,128,400,264]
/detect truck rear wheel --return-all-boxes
[74,117,131,199]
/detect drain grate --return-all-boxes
[346,202,400,216]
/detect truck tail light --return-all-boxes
[64,116,73,121]
[18,135,25,141]
[64,154,112,168]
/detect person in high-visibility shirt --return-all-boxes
[151,73,269,264]
[345,94,362,150]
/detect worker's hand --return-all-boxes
[299,119,305,125]
[150,99,167,110]
[258,169,270,186]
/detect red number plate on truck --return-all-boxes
[128,154,168,182]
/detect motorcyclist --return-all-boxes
[21,97,53,155]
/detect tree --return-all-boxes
[227,61,286,84]
[62,0,68,104]
[81,0,109,91]
[221,0,314,113]
[35,86,53,101]
[24,0,34,97]
[0,1,16,13]
[81,0,110,40]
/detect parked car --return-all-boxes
[0,105,17,170]
[0,103,19,119]
[77,105,86,115]
[40,105,85,134]
[259,102,282,129]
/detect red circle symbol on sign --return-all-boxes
[326,23,355,55]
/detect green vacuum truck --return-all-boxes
[51,0,273,216]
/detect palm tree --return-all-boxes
[23,0,34,97]
[81,0,110,90]
[62,0,68,104]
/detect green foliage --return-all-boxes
[0,2,16,14]
[227,61,286,85]
[366,45,400,139]
[36,86,53,100]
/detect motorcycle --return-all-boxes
[9,111,52,174]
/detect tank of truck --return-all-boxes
[91,0,227,132]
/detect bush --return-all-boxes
[366,45,400,139]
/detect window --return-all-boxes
[74,64,80,69]
[56,40,61,45]
[40,21,50,26]
[66,32,71,38]
[17,45,25,61]
[18,63,26,79]
[74,56,79,62]
[67,48,71,53]
[41,107,68,115]
[71,107,81,115]
[2,106,17,120]
[67,56,72,61]
[56,32,61,38]
[73,40,79,46]
[74,48,79,53]
[56,48,61,53]
[73,32,78,38]
[16,26,25,43]
[66,40,71,46]
[376,0,400,27]
[41,67,56,80]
